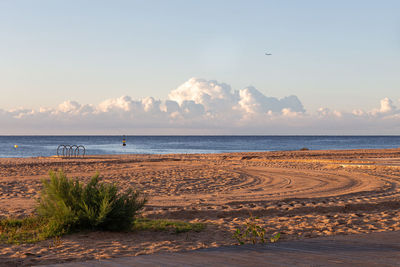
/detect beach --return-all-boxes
[1,148,400,266]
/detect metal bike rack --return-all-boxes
[57,145,86,158]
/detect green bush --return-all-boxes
[37,170,147,236]
[1,171,209,244]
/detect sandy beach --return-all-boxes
[1,148,400,266]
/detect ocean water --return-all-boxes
[0,136,399,158]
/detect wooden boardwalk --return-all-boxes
[43,231,400,267]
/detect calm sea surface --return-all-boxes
[0,136,399,158]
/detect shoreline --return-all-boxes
[1,148,400,265]
[1,146,400,159]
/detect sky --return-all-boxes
[0,0,399,134]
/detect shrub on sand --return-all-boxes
[1,171,206,244]
[37,170,147,236]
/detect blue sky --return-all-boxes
[0,1,399,134]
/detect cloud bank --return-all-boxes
[1,78,399,134]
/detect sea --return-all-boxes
[0,136,399,158]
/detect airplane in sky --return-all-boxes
[265,53,272,55]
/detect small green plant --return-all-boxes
[270,232,280,243]
[233,215,280,245]
[37,170,147,236]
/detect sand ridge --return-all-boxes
[1,148,400,266]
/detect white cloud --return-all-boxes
[0,78,399,134]
[316,107,342,118]
[352,109,365,116]
[370,97,397,116]
[57,101,81,113]
[98,96,132,112]
[169,78,305,116]
[236,86,305,115]
[281,108,302,118]
[169,78,234,106]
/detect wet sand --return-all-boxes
[1,148,400,266]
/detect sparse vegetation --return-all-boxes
[0,216,206,244]
[134,218,205,233]
[233,215,280,245]
[0,170,205,244]
[0,216,49,244]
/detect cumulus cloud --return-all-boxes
[98,96,132,112]
[0,78,399,134]
[370,97,397,116]
[169,78,234,106]
[168,78,304,118]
